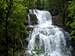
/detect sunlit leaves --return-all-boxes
[66,0,75,40]
[70,22,75,29]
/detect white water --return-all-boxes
[27,9,71,56]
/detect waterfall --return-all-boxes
[27,9,71,56]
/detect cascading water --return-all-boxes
[27,9,71,56]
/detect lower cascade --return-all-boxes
[27,9,71,56]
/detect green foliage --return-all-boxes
[0,0,29,56]
[7,0,29,56]
[66,0,75,39]
[31,48,45,56]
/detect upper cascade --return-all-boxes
[29,9,52,27]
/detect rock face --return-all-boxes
[52,15,63,26]
[52,15,67,31]
[29,14,38,25]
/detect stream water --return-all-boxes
[27,9,71,56]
